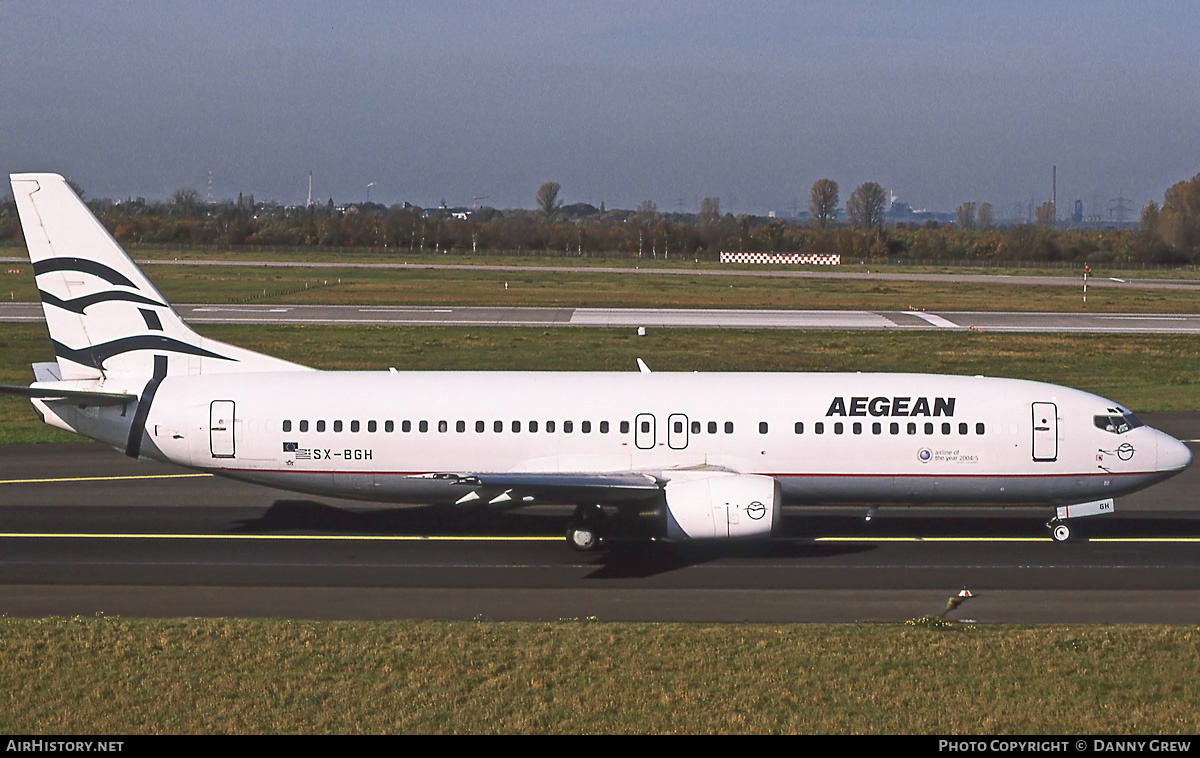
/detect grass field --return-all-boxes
[2,248,1198,312]
[4,244,1196,278]
[2,616,1197,734]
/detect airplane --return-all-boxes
[1,173,1193,550]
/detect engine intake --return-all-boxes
[663,474,781,541]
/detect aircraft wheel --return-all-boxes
[1050,522,1071,543]
[567,523,600,552]
[566,504,605,552]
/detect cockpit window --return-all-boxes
[1094,413,1143,434]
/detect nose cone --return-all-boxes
[1158,432,1193,473]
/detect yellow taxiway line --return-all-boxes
[0,473,213,485]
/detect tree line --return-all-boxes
[0,174,1197,265]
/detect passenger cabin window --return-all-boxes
[419,421,429,433]
[299,420,309,432]
[759,422,768,434]
[724,422,734,434]
[456,420,466,433]
[547,420,556,433]
[494,421,503,433]
[438,420,448,433]
[351,421,360,433]
[564,421,574,433]
[815,422,824,435]
[385,421,394,433]
[402,420,411,433]
[600,421,609,433]
[582,421,591,433]
[619,421,628,434]
[368,421,377,433]
[316,420,326,432]
[283,420,292,432]
[708,422,717,434]
[794,422,804,434]
[476,421,485,433]
[530,421,539,433]
[333,421,342,432]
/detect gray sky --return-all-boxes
[2,1,1197,217]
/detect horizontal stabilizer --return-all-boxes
[0,384,137,406]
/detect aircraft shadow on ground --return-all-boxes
[230,499,567,537]
[232,500,1200,541]
[577,540,876,579]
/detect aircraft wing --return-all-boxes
[434,471,664,506]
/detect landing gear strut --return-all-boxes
[566,504,606,552]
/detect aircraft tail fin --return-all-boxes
[10,173,311,380]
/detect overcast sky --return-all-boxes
[2,1,1197,217]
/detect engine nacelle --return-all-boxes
[662,474,781,541]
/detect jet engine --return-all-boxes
[662,474,781,541]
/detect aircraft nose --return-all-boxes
[1158,432,1193,473]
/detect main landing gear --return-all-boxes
[566,504,606,552]
[1047,519,1073,543]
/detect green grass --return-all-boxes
[1,617,1197,734]
[4,323,1199,443]
[2,251,1199,311]
[4,244,1195,279]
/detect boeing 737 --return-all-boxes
[2,173,1192,549]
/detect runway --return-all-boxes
[4,302,1200,333]
[1,413,1198,623]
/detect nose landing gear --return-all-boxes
[1048,519,1072,543]
[1046,499,1114,543]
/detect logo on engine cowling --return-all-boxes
[745,501,767,520]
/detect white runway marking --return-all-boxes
[191,307,291,313]
[906,311,960,329]
[358,308,454,313]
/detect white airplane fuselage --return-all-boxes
[36,369,1189,508]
